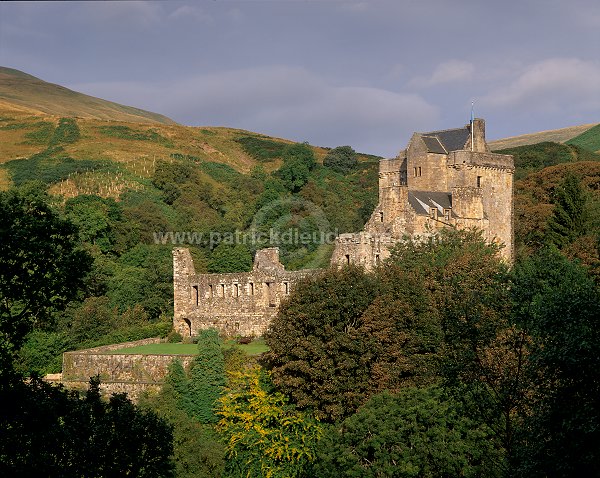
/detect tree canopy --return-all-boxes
[0,186,92,375]
[323,146,358,174]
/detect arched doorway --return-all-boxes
[183,318,192,337]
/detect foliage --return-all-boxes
[14,330,70,376]
[152,160,196,204]
[266,266,379,422]
[236,135,288,162]
[98,124,173,146]
[496,141,600,180]
[323,145,358,174]
[207,243,253,273]
[22,120,55,144]
[313,388,500,478]
[513,161,600,260]
[0,186,92,375]
[4,147,109,186]
[217,365,323,478]
[0,376,174,478]
[188,329,226,424]
[276,142,316,192]
[511,248,600,477]
[167,330,183,343]
[565,123,600,152]
[198,161,243,184]
[50,118,80,145]
[393,231,519,471]
[546,172,588,248]
[64,194,122,252]
[141,361,226,478]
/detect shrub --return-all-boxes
[167,330,183,343]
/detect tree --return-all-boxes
[64,194,122,252]
[276,142,316,192]
[0,186,92,376]
[265,266,379,422]
[393,230,520,473]
[323,146,358,174]
[511,248,600,477]
[547,172,588,248]
[141,360,225,478]
[0,376,174,477]
[188,329,226,424]
[313,388,500,478]
[207,243,253,273]
[217,365,323,478]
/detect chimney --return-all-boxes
[470,118,488,152]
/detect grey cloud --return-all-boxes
[482,58,600,113]
[70,66,439,156]
[409,60,475,89]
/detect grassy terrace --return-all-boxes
[110,338,269,356]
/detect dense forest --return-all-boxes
[1,114,600,476]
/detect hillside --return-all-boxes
[489,123,598,150]
[0,66,176,125]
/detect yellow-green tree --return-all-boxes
[217,366,323,478]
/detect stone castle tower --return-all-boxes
[331,118,514,268]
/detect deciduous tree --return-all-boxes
[217,365,323,478]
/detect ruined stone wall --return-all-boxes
[62,350,195,383]
[330,232,395,268]
[173,248,316,337]
[53,338,196,402]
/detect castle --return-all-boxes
[331,118,514,268]
[173,118,514,337]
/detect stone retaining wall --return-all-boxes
[54,338,197,402]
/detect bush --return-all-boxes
[236,135,287,162]
[167,330,183,343]
[323,146,358,174]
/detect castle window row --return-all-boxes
[191,281,290,303]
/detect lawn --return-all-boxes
[111,338,269,356]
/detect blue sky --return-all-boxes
[1,0,599,156]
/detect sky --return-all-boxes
[1,0,600,157]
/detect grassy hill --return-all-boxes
[489,123,598,150]
[0,66,176,125]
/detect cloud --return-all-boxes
[168,5,213,24]
[482,58,600,114]
[409,60,475,88]
[65,1,163,30]
[69,66,439,156]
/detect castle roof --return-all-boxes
[420,126,470,153]
[408,190,452,216]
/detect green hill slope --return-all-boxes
[0,66,176,125]
[489,123,598,150]
[566,124,600,152]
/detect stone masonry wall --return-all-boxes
[55,338,196,402]
[174,248,316,337]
